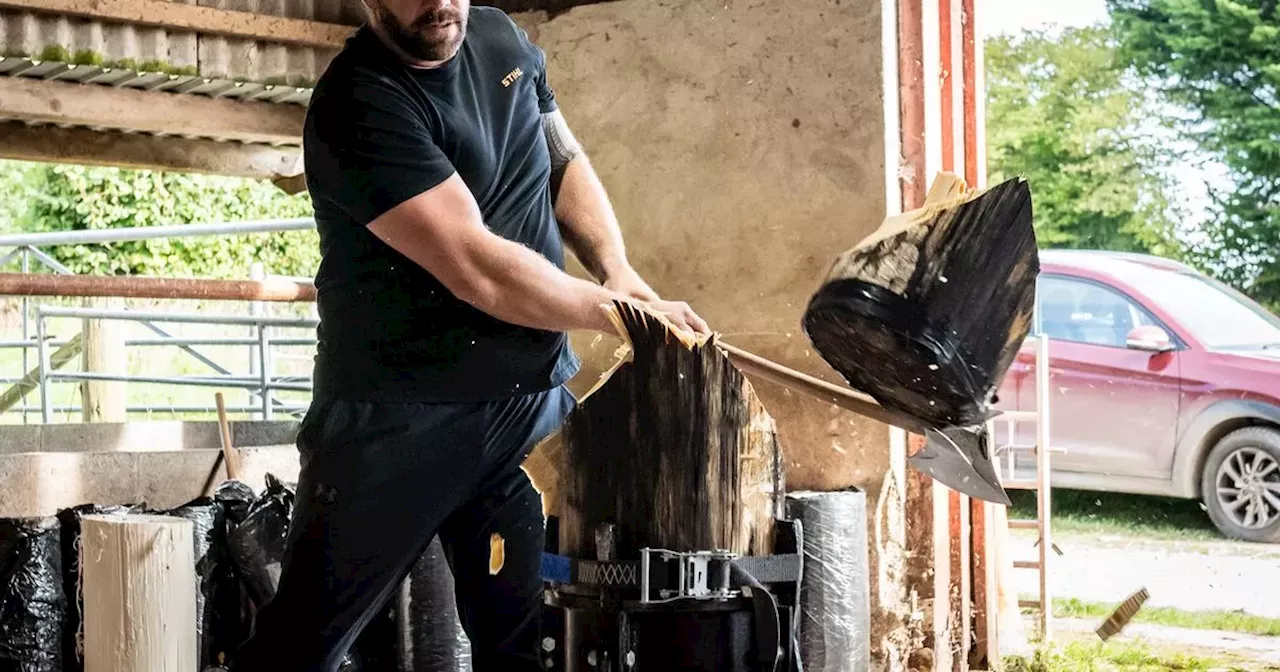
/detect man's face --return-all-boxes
[368,0,470,63]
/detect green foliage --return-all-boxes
[1110,0,1280,308]
[0,161,318,278]
[985,26,1186,259]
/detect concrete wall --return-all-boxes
[515,0,893,493]
[514,2,908,661]
[0,421,301,517]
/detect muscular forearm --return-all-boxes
[461,232,625,334]
[555,155,631,283]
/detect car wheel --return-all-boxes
[1201,427,1280,543]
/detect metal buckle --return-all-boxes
[638,548,739,604]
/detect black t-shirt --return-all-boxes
[302,7,580,402]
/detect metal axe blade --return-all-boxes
[909,424,1011,506]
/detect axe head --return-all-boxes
[909,423,1011,506]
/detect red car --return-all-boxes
[995,249,1280,542]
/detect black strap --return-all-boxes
[731,553,802,585]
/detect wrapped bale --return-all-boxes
[394,536,472,672]
[802,174,1038,429]
[226,474,294,609]
[785,491,870,672]
[154,497,239,669]
[556,301,785,559]
[0,517,64,672]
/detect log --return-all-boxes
[554,301,785,559]
[802,173,1038,430]
[79,514,198,672]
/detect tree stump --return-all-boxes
[553,302,785,559]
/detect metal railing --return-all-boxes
[0,218,320,423]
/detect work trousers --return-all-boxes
[231,384,576,672]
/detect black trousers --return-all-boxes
[231,385,576,672]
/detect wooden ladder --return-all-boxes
[989,334,1054,643]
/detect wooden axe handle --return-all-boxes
[715,341,927,434]
[215,392,242,481]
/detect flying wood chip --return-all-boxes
[802,174,1039,430]
[553,301,785,559]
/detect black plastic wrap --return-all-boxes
[785,491,870,672]
[55,503,142,672]
[0,517,64,672]
[395,537,472,672]
[214,480,257,528]
[226,473,294,608]
[155,497,240,668]
[802,177,1038,428]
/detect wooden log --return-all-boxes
[554,301,785,559]
[802,173,1038,430]
[80,514,198,672]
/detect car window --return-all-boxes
[1036,276,1157,348]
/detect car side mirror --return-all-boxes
[1126,325,1174,353]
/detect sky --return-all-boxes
[980,0,1110,37]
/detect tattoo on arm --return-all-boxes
[542,109,584,174]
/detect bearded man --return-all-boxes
[229,1,709,670]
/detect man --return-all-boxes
[231,1,709,670]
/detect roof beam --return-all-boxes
[0,76,305,146]
[0,0,356,48]
[0,122,302,180]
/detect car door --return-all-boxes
[1014,274,1183,479]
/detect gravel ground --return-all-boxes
[1011,532,1280,619]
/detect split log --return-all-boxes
[554,301,785,559]
[802,173,1038,429]
[80,514,197,672]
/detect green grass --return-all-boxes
[1008,488,1220,542]
[1003,640,1244,671]
[1038,597,1280,638]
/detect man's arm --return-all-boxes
[543,110,660,302]
[366,172,709,336]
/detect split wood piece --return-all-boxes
[215,392,242,481]
[80,513,198,672]
[802,172,1038,429]
[554,301,785,559]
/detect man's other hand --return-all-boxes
[604,267,660,302]
[642,299,711,337]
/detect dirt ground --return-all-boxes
[1012,531,1280,618]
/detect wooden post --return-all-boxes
[80,514,198,672]
[81,297,128,422]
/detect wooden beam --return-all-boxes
[0,0,355,48]
[0,122,302,179]
[0,76,305,146]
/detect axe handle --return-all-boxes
[715,341,928,434]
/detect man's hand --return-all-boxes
[604,266,660,302]
[641,299,711,337]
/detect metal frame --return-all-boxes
[0,217,319,423]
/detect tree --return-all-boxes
[985,26,1186,258]
[0,161,318,279]
[1110,0,1280,308]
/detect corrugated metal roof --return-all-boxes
[0,54,315,104]
[0,0,366,100]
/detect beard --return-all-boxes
[373,4,467,62]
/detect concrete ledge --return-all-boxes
[0,445,301,518]
[0,420,300,455]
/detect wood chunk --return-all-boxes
[80,514,197,672]
[554,301,785,559]
[802,174,1038,429]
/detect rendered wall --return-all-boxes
[513,1,911,661]
[514,0,891,500]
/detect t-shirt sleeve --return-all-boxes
[510,20,558,114]
[305,78,456,226]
